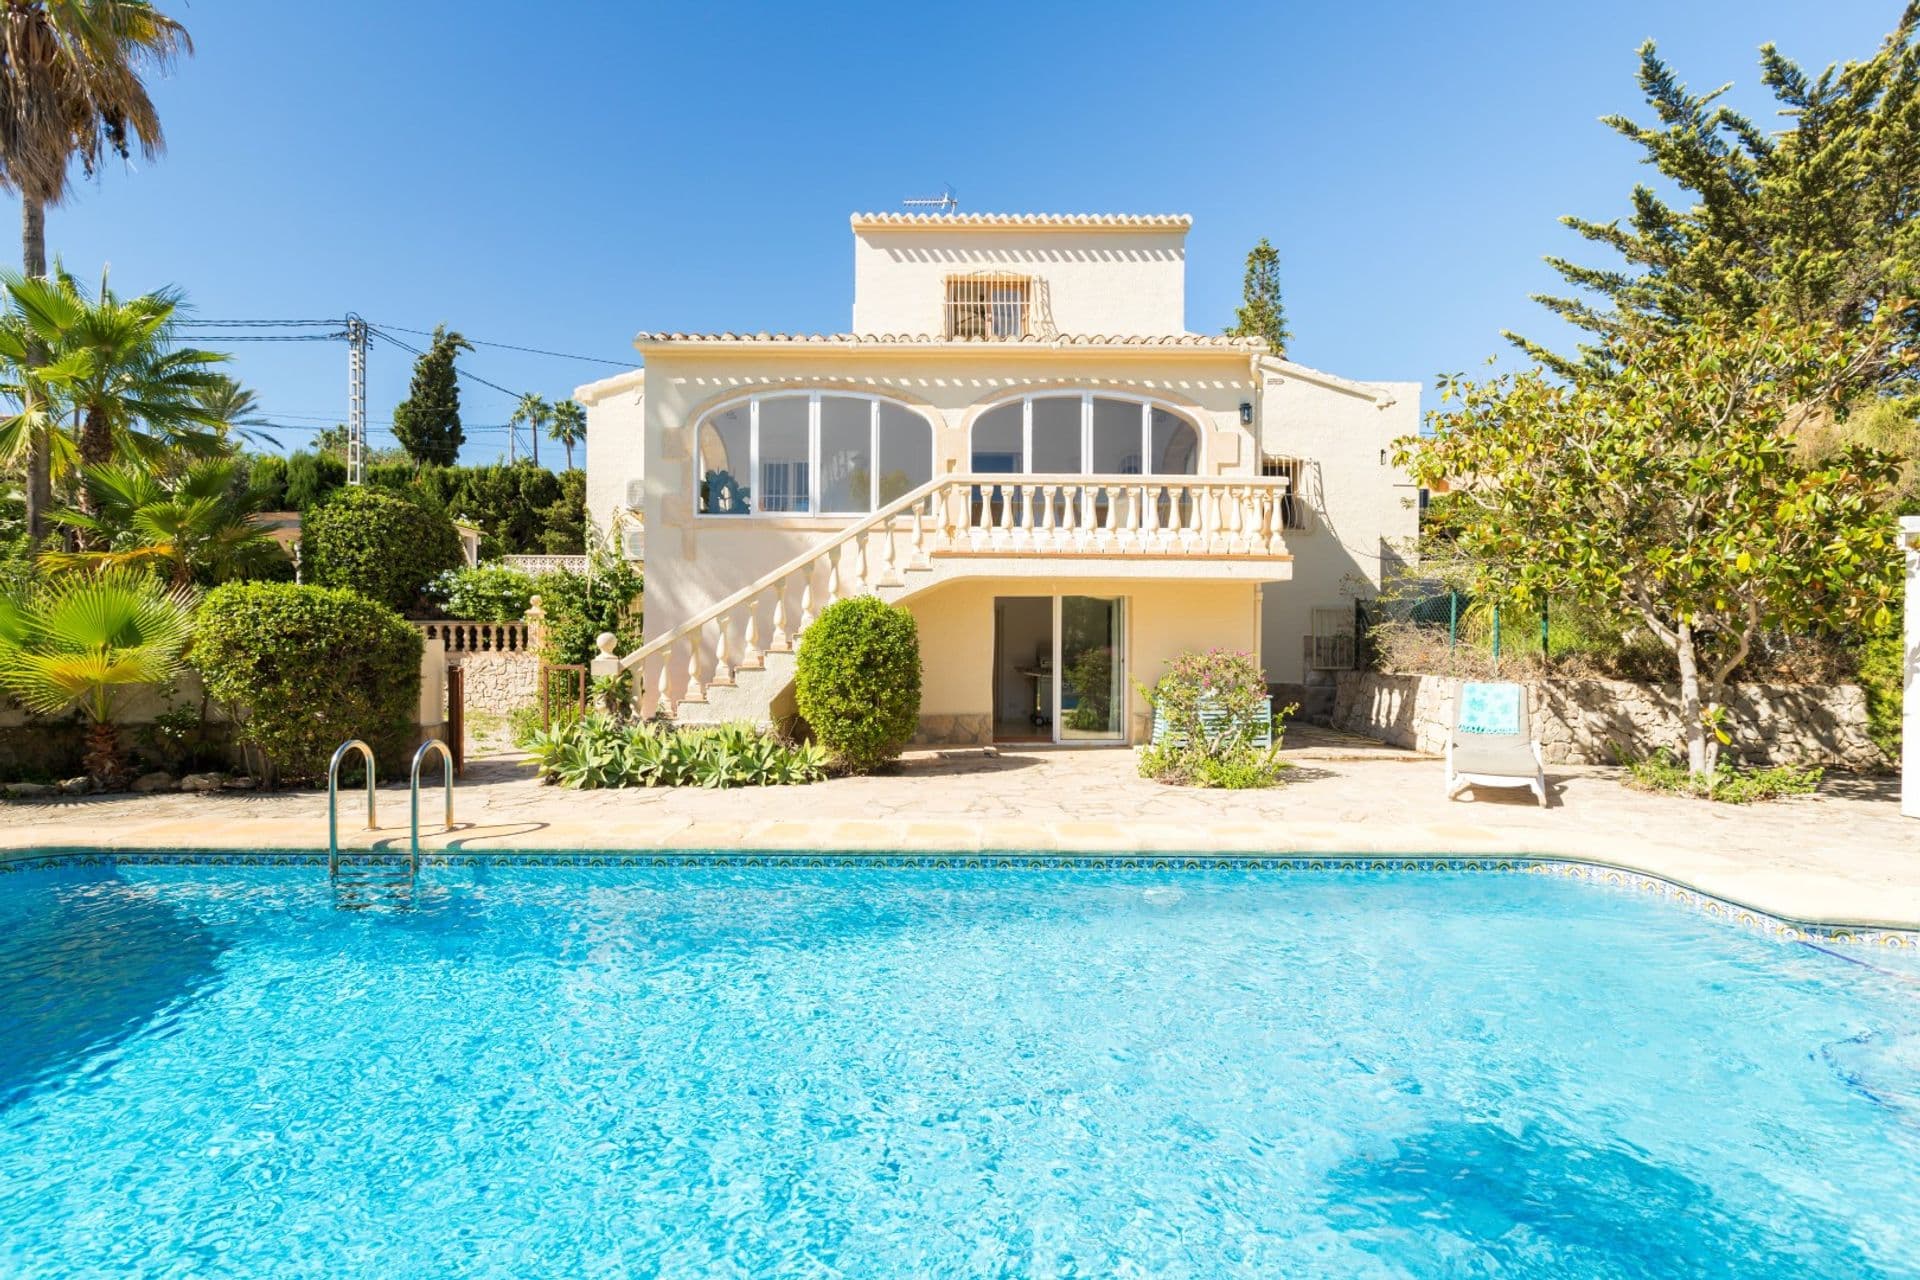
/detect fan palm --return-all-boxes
[549,398,586,471]
[0,0,194,543]
[507,392,550,467]
[0,565,195,783]
[46,457,281,586]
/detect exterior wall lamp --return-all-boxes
[1239,402,1253,425]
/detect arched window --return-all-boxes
[695,392,935,516]
[967,393,1202,476]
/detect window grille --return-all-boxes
[1306,606,1356,671]
[1260,455,1312,531]
[944,273,1031,339]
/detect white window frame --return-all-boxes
[967,392,1205,476]
[694,391,935,519]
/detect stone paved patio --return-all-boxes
[1,735,1914,930]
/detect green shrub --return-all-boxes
[523,715,828,788]
[429,563,536,622]
[533,547,643,664]
[1623,748,1822,804]
[1855,629,1904,759]
[302,485,463,612]
[793,596,921,773]
[284,450,347,510]
[192,582,422,785]
[1136,648,1293,788]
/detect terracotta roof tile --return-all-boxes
[634,331,1265,350]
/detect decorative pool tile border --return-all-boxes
[2,846,1915,951]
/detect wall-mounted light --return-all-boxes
[1239,402,1253,426]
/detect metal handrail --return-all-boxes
[327,739,377,876]
[410,738,455,870]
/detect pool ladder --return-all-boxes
[327,739,455,905]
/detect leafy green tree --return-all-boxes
[0,565,196,784]
[1228,237,1291,350]
[391,324,471,466]
[549,398,586,470]
[46,457,284,586]
[1401,312,1907,779]
[0,0,192,543]
[508,391,551,467]
[194,374,277,451]
[1512,9,1920,403]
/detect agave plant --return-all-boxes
[0,568,197,785]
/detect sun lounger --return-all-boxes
[1446,681,1547,807]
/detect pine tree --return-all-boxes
[1229,238,1291,351]
[392,325,472,467]
[1511,6,1920,399]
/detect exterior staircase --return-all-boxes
[593,473,1295,727]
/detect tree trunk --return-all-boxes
[1674,621,1719,778]
[72,404,113,544]
[21,198,50,548]
[564,439,574,471]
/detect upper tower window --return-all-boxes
[944,273,1031,339]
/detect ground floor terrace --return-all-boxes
[2,731,1914,933]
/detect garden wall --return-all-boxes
[1332,671,1886,771]
[448,651,540,715]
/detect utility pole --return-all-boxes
[507,420,517,465]
[345,313,368,485]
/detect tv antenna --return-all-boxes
[902,184,958,214]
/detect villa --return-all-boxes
[577,211,1419,744]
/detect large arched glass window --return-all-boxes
[696,392,935,516]
[967,393,1202,475]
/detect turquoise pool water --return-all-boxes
[1,861,1917,1278]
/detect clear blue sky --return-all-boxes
[6,1,1899,463]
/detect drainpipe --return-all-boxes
[1902,516,1919,819]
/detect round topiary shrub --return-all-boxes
[793,595,921,773]
[301,486,462,612]
[192,582,422,785]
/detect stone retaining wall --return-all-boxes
[448,651,541,715]
[1332,671,1886,771]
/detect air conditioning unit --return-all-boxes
[625,478,644,509]
[622,530,646,561]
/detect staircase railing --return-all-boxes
[608,473,1291,721]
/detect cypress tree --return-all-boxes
[392,325,473,467]
[1229,238,1291,351]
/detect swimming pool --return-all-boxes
[2,857,1917,1278]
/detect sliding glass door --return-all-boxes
[1057,596,1125,742]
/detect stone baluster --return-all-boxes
[770,581,791,651]
[683,635,705,703]
[911,497,930,566]
[653,649,672,718]
[879,514,903,586]
[742,599,763,670]
[713,612,734,685]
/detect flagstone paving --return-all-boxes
[1,738,1914,930]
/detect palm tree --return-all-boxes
[46,457,281,586]
[0,0,194,544]
[195,373,278,450]
[507,391,550,467]
[0,565,195,785]
[0,269,229,533]
[549,398,586,470]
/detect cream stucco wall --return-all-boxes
[911,576,1261,742]
[575,369,646,541]
[636,345,1267,644]
[1255,366,1422,684]
[852,225,1188,336]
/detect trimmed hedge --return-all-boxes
[301,485,462,612]
[793,596,921,773]
[192,582,422,784]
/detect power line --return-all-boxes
[186,319,342,328]
[174,333,344,342]
[367,325,526,400]
[369,320,638,368]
